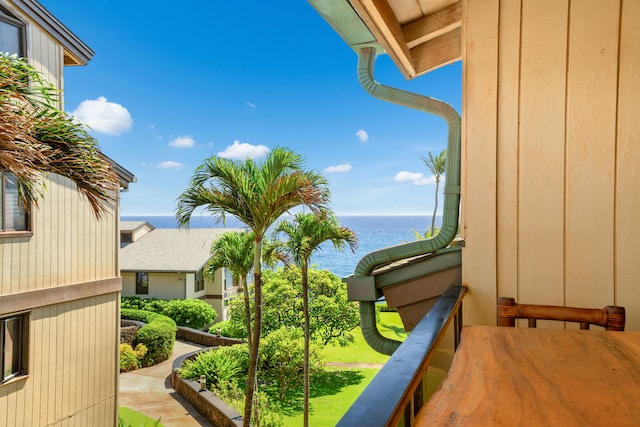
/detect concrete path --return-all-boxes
[119,340,215,427]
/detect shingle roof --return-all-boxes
[120,227,244,272]
[120,221,153,232]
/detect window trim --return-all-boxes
[0,172,31,235]
[0,5,27,57]
[1,311,29,385]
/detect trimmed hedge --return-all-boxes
[121,308,177,366]
[122,297,217,330]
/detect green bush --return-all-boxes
[260,327,324,400]
[375,302,397,313]
[122,297,217,330]
[120,343,148,372]
[180,345,247,389]
[209,319,246,339]
[121,309,177,367]
[162,299,217,329]
[215,381,283,427]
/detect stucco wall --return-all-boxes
[462,0,640,331]
[121,271,186,300]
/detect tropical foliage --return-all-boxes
[120,309,177,366]
[119,343,148,372]
[205,230,255,345]
[272,212,357,426]
[121,297,217,330]
[0,52,119,218]
[180,345,246,389]
[221,267,360,345]
[175,147,330,426]
[259,327,323,401]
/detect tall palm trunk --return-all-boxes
[431,178,440,235]
[241,276,252,348]
[302,263,310,427]
[244,238,264,426]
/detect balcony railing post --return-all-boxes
[337,284,467,427]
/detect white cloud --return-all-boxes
[394,171,424,182]
[245,102,256,109]
[71,96,132,136]
[169,135,196,148]
[356,129,369,142]
[157,161,182,169]
[324,164,352,173]
[218,140,269,159]
[414,176,437,186]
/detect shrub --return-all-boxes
[162,299,217,329]
[375,302,397,313]
[209,319,246,339]
[121,309,177,366]
[180,345,246,389]
[259,327,324,400]
[122,297,217,330]
[120,343,148,372]
[214,381,283,427]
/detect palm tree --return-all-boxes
[273,212,357,427]
[0,53,118,219]
[205,230,255,346]
[421,149,446,235]
[175,147,330,426]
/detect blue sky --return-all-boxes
[41,1,461,216]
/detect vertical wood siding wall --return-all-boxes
[0,294,118,427]
[0,174,118,295]
[462,0,640,330]
[1,10,120,426]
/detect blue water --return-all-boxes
[121,215,441,278]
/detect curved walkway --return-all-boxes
[120,340,214,427]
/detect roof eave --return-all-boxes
[11,0,94,65]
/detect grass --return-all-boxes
[280,369,380,426]
[322,311,409,364]
[278,311,408,426]
[118,407,164,427]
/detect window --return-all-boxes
[0,7,25,56]
[1,313,27,383]
[195,271,204,292]
[135,272,148,295]
[1,172,29,232]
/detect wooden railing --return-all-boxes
[337,283,467,427]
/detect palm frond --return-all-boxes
[0,53,119,219]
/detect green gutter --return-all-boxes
[347,47,462,355]
[306,0,462,355]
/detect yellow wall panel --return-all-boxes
[463,0,638,327]
[0,296,118,426]
[461,0,500,325]
[495,0,521,301]
[564,0,619,308]
[517,0,568,306]
[616,0,640,331]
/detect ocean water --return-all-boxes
[121,215,441,278]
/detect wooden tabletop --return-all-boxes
[416,325,640,426]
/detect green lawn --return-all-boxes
[118,407,164,427]
[280,311,408,426]
[322,311,408,364]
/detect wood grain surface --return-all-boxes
[416,326,640,426]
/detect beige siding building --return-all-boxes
[0,1,134,425]
[120,222,243,323]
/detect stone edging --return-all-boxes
[171,349,244,427]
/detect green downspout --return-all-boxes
[352,47,462,355]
